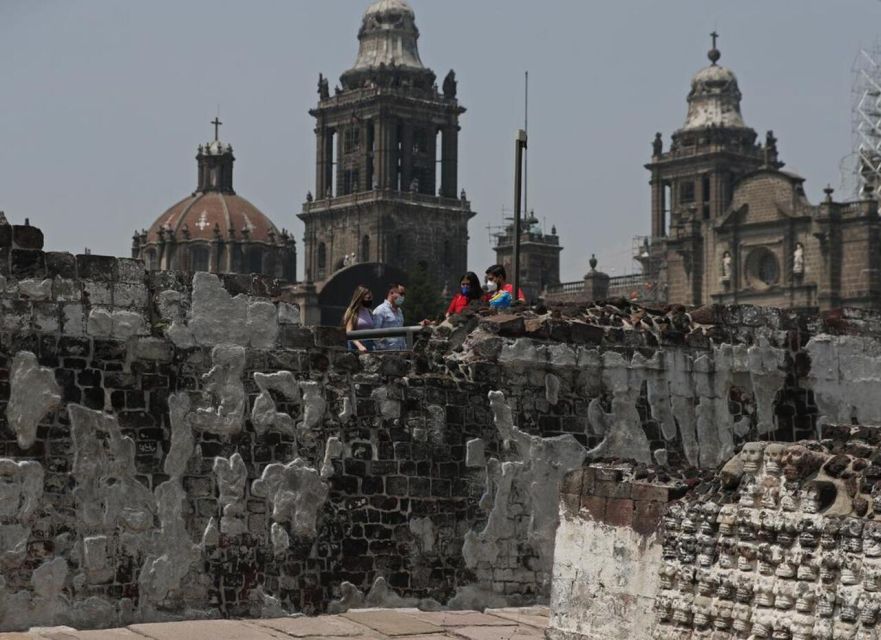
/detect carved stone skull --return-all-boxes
[742,442,766,475]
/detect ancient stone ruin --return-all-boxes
[2,220,881,634]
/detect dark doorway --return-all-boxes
[317,262,410,327]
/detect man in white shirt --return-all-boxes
[372,283,407,350]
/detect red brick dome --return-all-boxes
[146,192,281,244]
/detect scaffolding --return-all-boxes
[843,43,881,199]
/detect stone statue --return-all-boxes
[793,242,805,276]
[721,251,733,282]
[318,74,330,100]
[653,132,663,156]
[443,69,457,98]
[306,191,313,203]
[765,130,779,167]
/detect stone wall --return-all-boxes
[3,229,880,631]
[547,465,682,640]
[548,427,881,640]
[546,310,881,640]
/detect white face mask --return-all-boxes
[485,280,498,293]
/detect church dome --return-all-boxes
[145,192,281,244]
[682,39,747,131]
[133,119,297,281]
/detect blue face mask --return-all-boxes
[460,285,471,296]
[394,295,405,307]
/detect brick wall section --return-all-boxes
[560,466,682,536]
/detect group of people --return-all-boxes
[342,264,525,353]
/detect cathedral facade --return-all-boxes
[641,39,881,310]
[298,0,474,293]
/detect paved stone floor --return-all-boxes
[3,607,549,640]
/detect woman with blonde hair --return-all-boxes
[342,285,376,352]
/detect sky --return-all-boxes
[2,0,881,282]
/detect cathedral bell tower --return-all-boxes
[298,0,474,289]
[644,34,770,305]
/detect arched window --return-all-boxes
[361,235,370,263]
[248,249,263,274]
[144,249,157,271]
[317,242,327,279]
[190,245,210,272]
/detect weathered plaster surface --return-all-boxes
[548,511,663,640]
[190,345,246,436]
[463,390,587,596]
[806,334,881,427]
[251,371,299,437]
[251,458,329,540]
[6,352,61,449]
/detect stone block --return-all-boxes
[76,254,116,281]
[466,438,486,468]
[314,326,346,348]
[560,468,584,497]
[112,310,147,339]
[53,277,81,303]
[10,249,45,278]
[87,307,113,338]
[630,483,670,503]
[481,314,525,337]
[277,302,300,325]
[114,258,145,283]
[12,224,43,249]
[45,252,77,279]
[133,337,173,362]
[580,495,605,520]
[561,492,580,514]
[61,303,85,336]
[581,466,596,495]
[279,325,314,349]
[569,321,605,345]
[604,498,634,527]
[0,299,30,331]
[690,304,723,325]
[83,280,113,306]
[633,500,666,536]
[112,282,148,309]
[18,278,52,301]
[219,273,253,296]
[32,302,61,333]
[594,479,630,499]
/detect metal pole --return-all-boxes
[524,71,529,218]
[513,129,527,302]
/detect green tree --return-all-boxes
[404,262,446,323]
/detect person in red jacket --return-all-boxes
[446,272,484,318]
